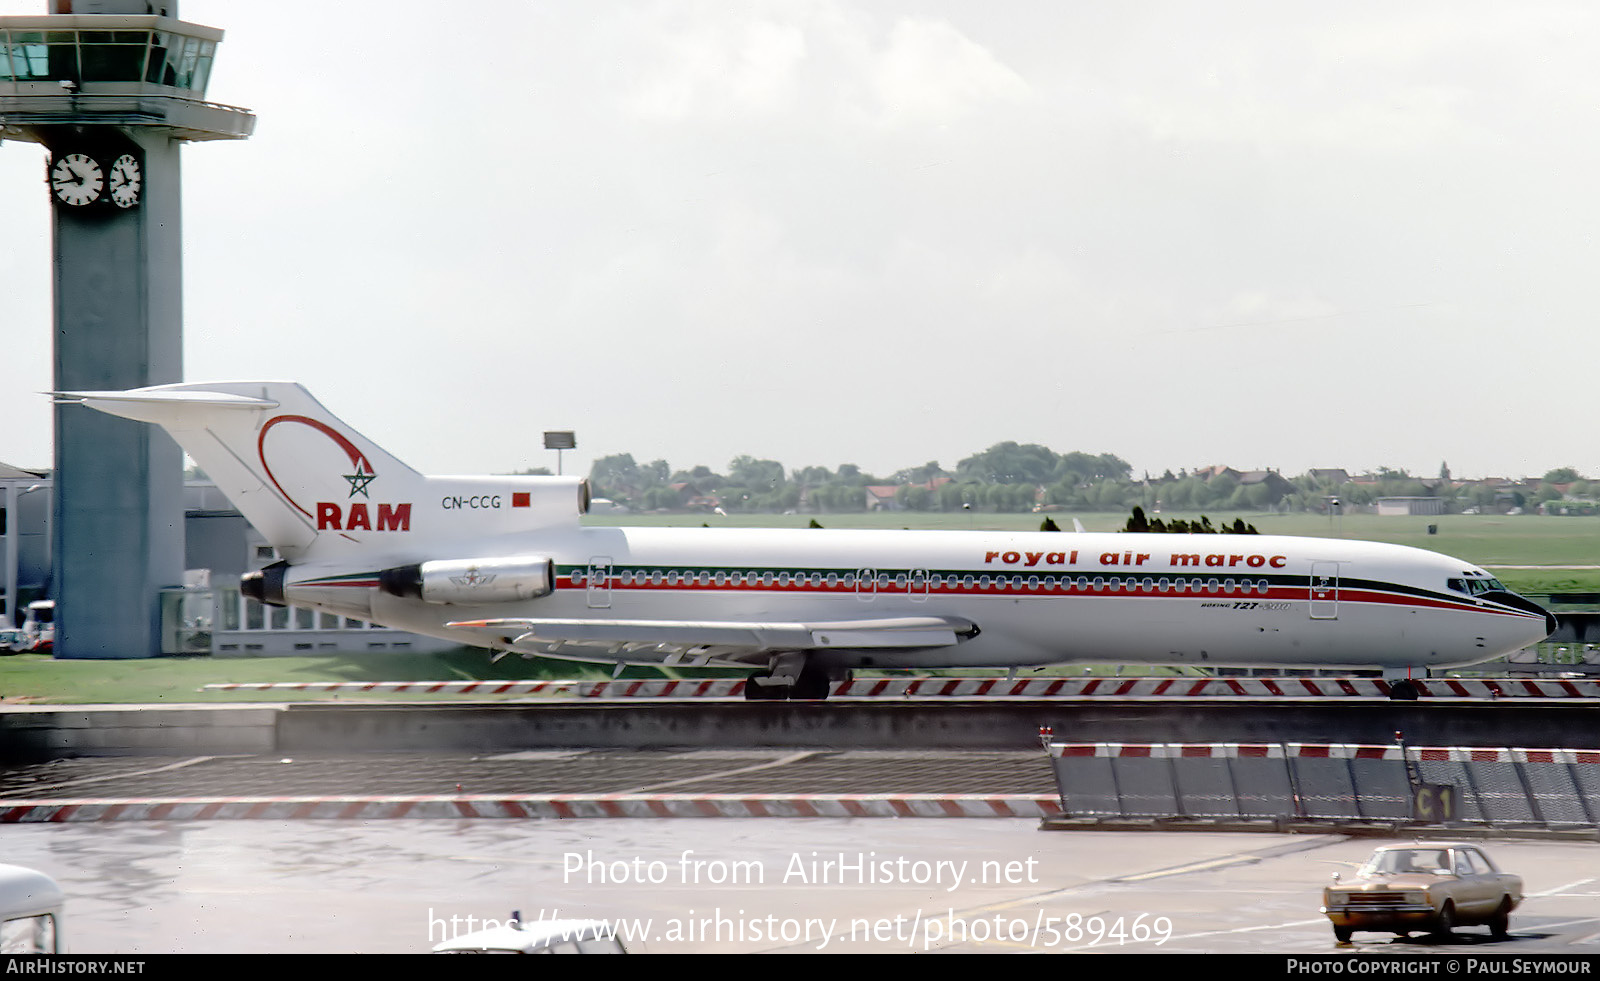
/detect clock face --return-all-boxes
[108,154,142,209]
[50,152,105,207]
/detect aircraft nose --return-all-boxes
[1484,590,1558,639]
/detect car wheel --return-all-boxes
[1333,926,1353,943]
[1435,902,1456,937]
[1489,898,1512,939]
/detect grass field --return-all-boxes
[0,509,1594,704]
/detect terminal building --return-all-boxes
[0,465,455,656]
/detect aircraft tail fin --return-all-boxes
[59,381,425,560]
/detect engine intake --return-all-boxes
[378,556,556,605]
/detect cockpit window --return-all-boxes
[1449,575,1507,596]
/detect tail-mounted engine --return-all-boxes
[376,556,556,605]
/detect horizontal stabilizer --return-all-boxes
[445,615,975,651]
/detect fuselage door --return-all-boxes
[1310,562,1338,620]
[587,556,613,609]
[909,568,930,603]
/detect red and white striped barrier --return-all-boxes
[201,676,1600,698]
[1050,742,1600,764]
[1051,742,1405,760]
[0,793,1062,823]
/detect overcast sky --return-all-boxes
[3,1,1599,483]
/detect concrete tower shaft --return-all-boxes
[0,0,253,657]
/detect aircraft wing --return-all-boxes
[445,615,976,661]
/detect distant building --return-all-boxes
[1375,497,1446,516]
[0,466,454,655]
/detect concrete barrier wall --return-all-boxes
[0,705,278,758]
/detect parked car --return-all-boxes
[0,629,27,654]
[1322,842,1522,943]
[0,864,63,954]
[20,600,53,653]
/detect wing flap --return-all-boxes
[445,615,973,651]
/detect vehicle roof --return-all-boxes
[0,865,64,920]
[432,919,617,953]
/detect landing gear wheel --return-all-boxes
[1333,926,1353,943]
[1388,679,1420,701]
[743,672,789,700]
[789,663,832,701]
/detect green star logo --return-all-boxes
[344,461,377,498]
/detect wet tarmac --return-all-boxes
[0,749,1054,800]
[4,820,1599,954]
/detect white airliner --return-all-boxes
[61,382,1555,700]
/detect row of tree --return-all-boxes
[580,443,1588,515]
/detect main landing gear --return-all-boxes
[744,660,836,701]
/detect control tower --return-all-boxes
[0,2,253,657]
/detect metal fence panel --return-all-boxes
[1050,746,1124,817]
[1516,751,1592,826]
[1171,751,1239,819]
[1109,747,1180,818]
[1229,749,1296,819]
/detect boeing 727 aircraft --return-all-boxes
[62,382,1555,700]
